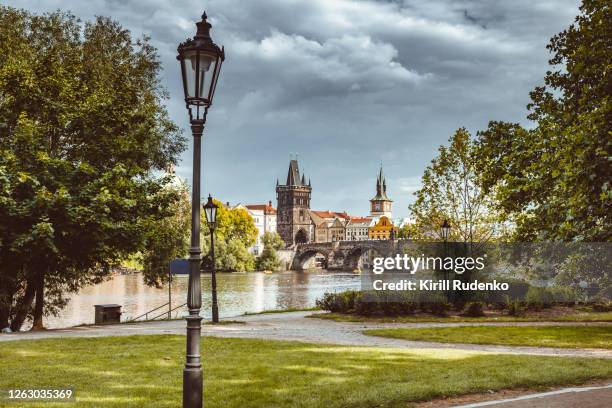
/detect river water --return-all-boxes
[43,270,360,329]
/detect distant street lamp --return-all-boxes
[203,195,219,323]
[441,219,451,243]
[177,11,224,408]
[441,219,451,298]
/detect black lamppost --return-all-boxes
[203,195,219,323]
[177,11,224,408]
[441,219,451,293]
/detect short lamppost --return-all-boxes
[177,11,224,408]
[203,195,219,323]
[440,219,451,296]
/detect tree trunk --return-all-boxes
[0,279,15,330]
[0,304,9,330]
[31,270,45,331]
[10,278,36,332]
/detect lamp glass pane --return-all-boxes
[184,50,196,99]
[184,51,213,99]
[210,206,217,224]
[198,56,216,100]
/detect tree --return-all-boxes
[409,128,506,244]
[141,178,191,287]
[477,0,611,241]
[256,232,285,271]
[200,200,258,272]
[396,223,418,240]
[0,8,185,330]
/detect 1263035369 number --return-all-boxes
[2,388,75,401]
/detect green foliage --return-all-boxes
[255,232,285,271]
[505,298,525,317]
[316,291,360,313]
[317,290,451,317]
[141,180,191,286]
[525,287,556,310]
[0,7,185,329]
[410,128,507,243]
[462,302,485,317]
[476,0,611,242]
[396,223,418,239]
[201,200,258,272]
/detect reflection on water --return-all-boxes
[43,270,360,329]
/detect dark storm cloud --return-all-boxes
[5,0,580,217]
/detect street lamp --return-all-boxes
[440,219,451,298]
[177,11,224,408]
[203,195,219,323]
[441,219,451,242]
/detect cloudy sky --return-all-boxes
[7,0,580,217]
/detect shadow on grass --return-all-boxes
[0,335,610,408]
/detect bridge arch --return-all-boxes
[294,249,329,270]
[343,246,384,271]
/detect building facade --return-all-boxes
[368,216,400,240]
[241,201,277,255]
[276,159,313,246]
[310,210,350,242]
[346,217,373,241]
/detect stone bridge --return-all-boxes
[289,240,408,271]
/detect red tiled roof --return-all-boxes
[350,216,371,222]
[311,210,350,220]
[245,200,277,214]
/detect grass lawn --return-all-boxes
[0,336,611,407]
[364,326,612,349]
[312,311,612,324]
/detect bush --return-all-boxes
[425,302,451,316]
[525,287,555,310]
[549,286,577,306]
[316,291,360,313]
[592,302,612,312]
[462,301,485,317]
[505,296,525,316]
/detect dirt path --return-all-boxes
[1,311,610,359]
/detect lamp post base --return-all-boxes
[183,314,203,408]
[212,305,219,323]
[183,368,202,408]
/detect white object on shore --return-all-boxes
[1,327,12,334]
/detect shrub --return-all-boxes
[316,291,359,313]
[505,296,525,316]
[525,286,555,310]
[592,302,612,312]
[549,286,577,306]
[426,302,451,316]
[462,301,485,317]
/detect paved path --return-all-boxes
[1,311,610,359]
[453,384,612,407]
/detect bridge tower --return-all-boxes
[370,165,393,218]
[276,158,312,246]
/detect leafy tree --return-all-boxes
[477,0,611,241]
[0,8,185,330]
[409,128,507,243]
[200,200,258,272]
[141,178,191,287]
[396,223,418,240]
[256,232,285,271]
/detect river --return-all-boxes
[42,270,360,329]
